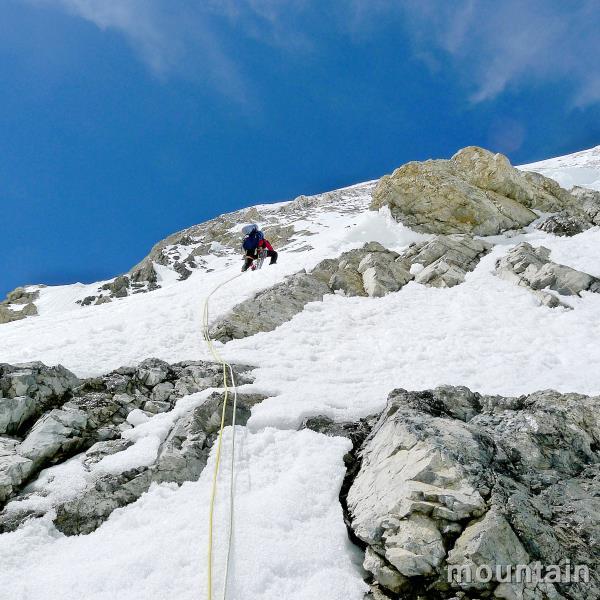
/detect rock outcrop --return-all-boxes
[0,362,79,435]
[495,243,600,308]
[569,186,600,226]
[347,386,600,599]
[371,147,588,236]
[0,287,40,325]
[398,235,492,288]
[50,391,265,535]
[535,186,600,236]
[212,237,491,342]
[536,214,589,237]
[0,358,255,512]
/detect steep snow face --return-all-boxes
[520,145,600,191]
[0,146,599,600]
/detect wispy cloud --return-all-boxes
[28,0,600,108]
[390,0,600,107]
[29,0,249,100]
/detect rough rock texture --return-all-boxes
[346,386,600,599]
[0,287,40,325]
[210,243,390,342]
[0,358,254,513]
[212,237,490,342]
[570,186,600,226]
[496,242,600,308]
[371,146,587,235]
[0,362,79,435]
[536,214,589,237]
[52,391,265,535]
[211,272,331,342]
[398,235,492,288]
[0,438,34,502]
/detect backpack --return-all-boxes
[242,225,264,251]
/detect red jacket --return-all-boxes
[258,239,273,251]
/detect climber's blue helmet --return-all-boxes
[242,224,264,251]
[241,224,259,236]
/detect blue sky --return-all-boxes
[2,0,599,297]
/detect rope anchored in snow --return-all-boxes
[202,271,243,600]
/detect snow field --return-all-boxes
[232,236,600,430]
[0,427,366,600]
[520,145,600,190]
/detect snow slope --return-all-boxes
[0,146,599,600]
[520,144,600,190]
[0,427,365,600]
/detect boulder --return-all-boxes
[358,252,412,297]
[495,242,600,307]
[345,386,600,599]
[371,147,587,235]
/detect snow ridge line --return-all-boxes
[201,271,244,600]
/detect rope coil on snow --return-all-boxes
[202,271,243,600]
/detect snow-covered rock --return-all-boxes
[52,391,265,535]
[0,359,255,514]
[212,237,492,341]
[495,242,600,308]
[0,287,39,325]
[398,234,492,288]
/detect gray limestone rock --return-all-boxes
[399,235,492,288]
[536,214,590,237]
[346,386,600,599]
[495,242,600,307]
[53,391,265,535]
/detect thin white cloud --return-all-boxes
[29,0,249,101]
[393,0,600,106]
[26,0,600,108]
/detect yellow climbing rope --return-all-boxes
[202,272,243,600]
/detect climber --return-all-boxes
[241,224,278,272]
